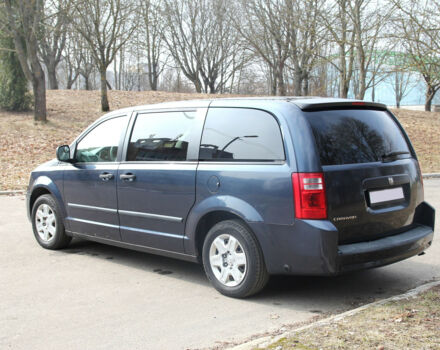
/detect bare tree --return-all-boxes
[161,0,204,92]
[348,0,392,99]
[392,0,440,111]
[70,0,136,111]
[162,0,245,94]
[138,0,167,91]
[236,0,292,96]
[61,28,82,89]
[39,0,70,90]
[383,52,415,108]
[319,0,356,98]
[2,0,47,121]
[285,0,324,96]
[77,43,96,91]
[198,1,249,94]
[390,70,415,108]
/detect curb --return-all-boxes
[0,190,26,196]
[227,280,440,350]
[423,173,440,178]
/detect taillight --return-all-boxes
[292,172,327,219]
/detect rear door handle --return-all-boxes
[120,173,136,182]
[99,172,114,181]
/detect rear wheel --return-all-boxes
[31,194,71,250]
[202,219,269,298]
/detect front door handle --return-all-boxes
[120,173,136,182]
[99,172,114,181]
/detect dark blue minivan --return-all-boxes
[27,98,435,297]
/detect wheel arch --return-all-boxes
[29,187,52,213]
[194,211,243,261]
[184,195,264,258]
[28,176,67,222]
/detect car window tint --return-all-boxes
[199,108,285,161]
[305,109,411,165]
[127,111,197,161]
[76,116,128,163]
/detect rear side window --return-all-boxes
[127,111,197,161]
[199,108,285,161]
[305,109,411,166]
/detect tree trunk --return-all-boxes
[302,73,309,96]
[193,78,202,93]
[276,64,286,96]
[83,74,90,90]
[270,67,277,96]
[425,97,433,112]
[32,71,47,121]
[30,58,47,121]
[293,71,302,96]
[340,81,349,98]
[339,46,348,98]
[114,59,118,90]
[149,63,158,91]
[151,76,158,91]
[425,86,436,112]
[271,80,277,95]
[395,73,403,108]
[208,81,217,94]
[100,69,110,112]
[66,72,78,90]
[47,64,58,90]
[356,75,366,100]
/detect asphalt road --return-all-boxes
[1,179,439,350]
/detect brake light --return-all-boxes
[292,172,327,219]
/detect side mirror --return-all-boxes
[56,145,73,162]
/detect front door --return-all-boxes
[117,109,205,252]
[63,115,129,240]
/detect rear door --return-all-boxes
[116,108,206,252]
[305,108,423,244]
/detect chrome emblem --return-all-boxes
[388,177,394,185]
[333,215,357,222]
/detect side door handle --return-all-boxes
[99,172,114,181]
[120,173,136,182]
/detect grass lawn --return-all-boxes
[263,284,440,350]
[0,90,439,190]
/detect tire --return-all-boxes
[31,194,71,250]
[202,219,269,298]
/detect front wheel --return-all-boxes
[31,194,71,250]
[202,219,269,298]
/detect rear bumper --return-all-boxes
[337,224,433,273]
[250,201,435,275]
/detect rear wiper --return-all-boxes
[381,151,410,160]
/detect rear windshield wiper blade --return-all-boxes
[381,151,410,160]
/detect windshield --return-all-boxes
[305,109,411,166]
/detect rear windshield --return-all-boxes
[305,109,411,165]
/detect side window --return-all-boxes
[127,111,197,161]
[199,108,285,161]
[76,116,128,163]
